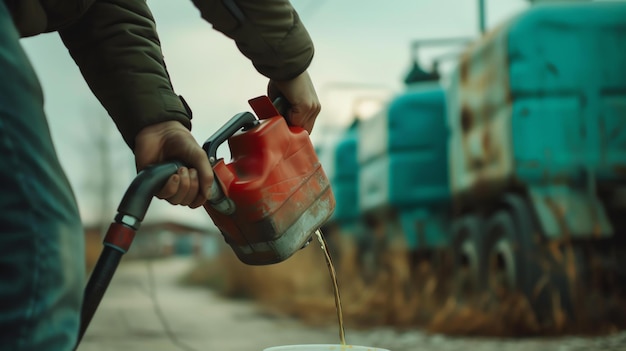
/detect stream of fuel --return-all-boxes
[314,229,346,345]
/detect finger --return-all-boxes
[289,112,310,132]
[156,174,180,199]
[168,167,191,205]
[301,104,320,134]
[185,150,214,201]
[303,117,315,134]
[189,193,207,209]
[290,103,320,134]
[180,168,199,206]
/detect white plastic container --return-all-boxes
[264,345,389,351]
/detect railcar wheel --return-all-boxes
[359,228,380,284]
[484,198,575,328]
[484,212,519,295]
[451,216,484,295]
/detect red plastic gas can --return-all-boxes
[203,96,335,265]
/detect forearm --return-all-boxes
[58,0,191,149]
[191,0,314,81]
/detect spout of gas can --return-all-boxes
[207,178,235,215]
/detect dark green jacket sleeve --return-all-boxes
[191,0,314,81]
[58,0,191,149]
[58,0,314,149]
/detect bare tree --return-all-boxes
[77,103,134,235]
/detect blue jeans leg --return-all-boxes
[0,3,85,351]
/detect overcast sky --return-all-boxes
[19,0,529,227]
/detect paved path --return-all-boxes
[76,257,626,351]
[76,257,345,351]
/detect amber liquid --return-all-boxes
[314,229,346,345]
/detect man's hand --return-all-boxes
[134,121,213,208]
[267,70,321,134]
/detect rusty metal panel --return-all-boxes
[528,186,613,240]
[512,96,584,184]
[447,21,515,199]
[358,85,450,212]
[448,2,626,239]
[506,2,626,186]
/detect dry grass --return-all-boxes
[182,232,626,337]
[85,230,103,273]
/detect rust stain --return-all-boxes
[592,223,603,238]
[460,57,470,83]
[613,164,626,176]
[461,105,473,132]
[544,197,572,242]
[532,274,550,299]
[547,240,564,264]
[482,131,491,155]
[471,158,486,170]
[471,177,492,197]
[453,21,514,201]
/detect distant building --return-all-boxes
[83,221,222,265]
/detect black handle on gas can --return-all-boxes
[202,111,259,162]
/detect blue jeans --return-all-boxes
[0,2,85,350]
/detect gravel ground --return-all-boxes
[77,257,626,351]
[348,327,626,351]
